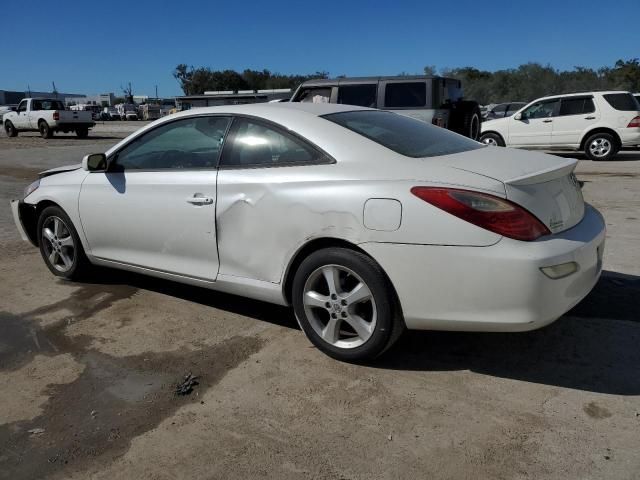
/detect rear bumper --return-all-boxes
[619,129,640,146]
[56,122,95,129]
[361,204,606,332]
[10,200,38,246]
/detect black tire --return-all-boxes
[4,120,18,137]
[39,120,53,139]
[292,247,404,362]
[583,132,618,161]
[449,101,481,139]
[479,132,505,147]
[37,206,91,280]
[76,127,89,139]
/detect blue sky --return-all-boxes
[2,0,638,97]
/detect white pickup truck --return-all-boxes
[2,98,95,138]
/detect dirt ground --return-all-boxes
[0,127,639,480]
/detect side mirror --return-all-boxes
[82,153,107,172]
[514,113,522,121]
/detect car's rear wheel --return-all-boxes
[480,132,505,147]
[37,206,91,280]
[76,127,89,138]
[4,121,18,137]
[292,248,404,362]
[39,121,53,139]
[584,132,618,161]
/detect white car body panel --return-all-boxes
[15,103,606,333]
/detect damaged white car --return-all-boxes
[11,103,605,361]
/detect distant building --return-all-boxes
[0,89,84,106]
[176,89,291,110]
[65,93,115,107]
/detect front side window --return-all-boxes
[220,117,326,167]
[521,100,559,119]
[323,110,481,158]
[384,82,427,108]
[17,101,27,113]
[113,116,231,170]
[337,84,377,108]
[295,87,332,104]
[506,103,526,116]
[603,93,639,111]
[559,97,595,116]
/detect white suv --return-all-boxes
[480,91,640,160]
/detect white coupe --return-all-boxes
[11,103,606,361]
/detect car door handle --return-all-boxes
[186,195,213,205]
[584,116,596,120]
[542,119,553,123]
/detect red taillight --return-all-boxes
[627,116,640,128]
[410,187,551,241]
[53,111,59,121]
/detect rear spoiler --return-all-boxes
[505,158,577,186]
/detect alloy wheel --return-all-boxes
[589,138,611,158]
[41,216,75,272]
[302,264,377,349]
[482,137,498,146]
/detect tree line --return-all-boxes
[174,59,640,105]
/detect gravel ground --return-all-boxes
[0,126,639,480]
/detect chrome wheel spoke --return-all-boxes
[321,318,341,343]
[304,290,330,309]
[59,235,74,248]
[344,314,372,341]
[53,217,62,237]
[59,251,73,268]
[48,250,58,265]
[321,266,341,296]
[43,227,55,243]
[344,282,371,305]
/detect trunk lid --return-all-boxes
[436,146,585,234]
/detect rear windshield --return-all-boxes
[603,93,639,111]
[323,110,481,158]
[32,99,65,110]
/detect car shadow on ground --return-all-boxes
[78,268,639,395]
[376,270,640,395]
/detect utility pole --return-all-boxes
[155,85,158,102]
[27,84,32,97]
[52,81,58,99]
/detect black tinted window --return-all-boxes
[17,101,27,113]
[323,110,481,158]
[493,104,507,113]
[337,84,377,108]
[559,97,595,116]
[115,116,230,170]
[384,82,426,108]
[220,118,326,167]
[603,93,639,111]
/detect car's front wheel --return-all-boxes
[292,248,404,362]
[37,206,91,280]
[4,120,18,137]
[480,132,505,147]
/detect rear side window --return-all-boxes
[384,82,427,108]
[559,97,595,116]
[220,117,328,167]
[295,87,332,104]
[337,84,377,108]
[323,110,481,158]
[603,93,639,111]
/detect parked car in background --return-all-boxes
[3,98,95,138]
[0,105,15,122]
[102,106,121,120]
[483,102,527,121]
[291,76,482,140]
[11,103,605,361]
[139,103,161,121]
[480,91,640,160]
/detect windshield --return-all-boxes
[322,110,481,158]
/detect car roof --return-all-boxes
[171,101,372,119]
[536,91,631,102]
